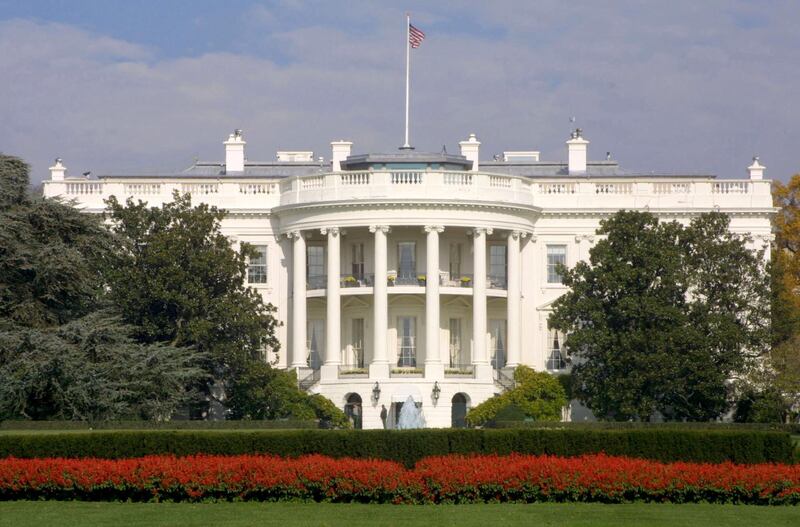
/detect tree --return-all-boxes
[0,312,206,421]
[104,193,286,416]
[549,210,770,421]
[466,366,567,426]
[227,361,349,427]
[0,155,204,420]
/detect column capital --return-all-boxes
[509,230,530,240]
[574,234,595,243]
[423,225,445,234]
[320,226,340,236]
[286,230,304,240]
[468,227,493,237]
[369,225,391,234]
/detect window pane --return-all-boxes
[398,242,416,280]
[547,245,567,284]
[247,245,268,284]
[489,245,507,286]
[449,243,462,277]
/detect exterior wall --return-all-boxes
[43,160,775,429]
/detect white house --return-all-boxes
[43,129,774,428]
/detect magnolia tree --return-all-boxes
[549,210,770,421]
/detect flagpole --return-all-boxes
[403,12,411,149]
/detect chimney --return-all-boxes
[330,140,353,172]
[49,158,66,181]
[747,156,765,180]
[459,133,480,171]
[566,128,589,175]
[224,129,246,173]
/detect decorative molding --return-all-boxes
[320,226,340,236]
[423,225,445,234]
[368,225,391,234]
[574,234,595,243]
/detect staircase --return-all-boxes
[298,368,320,391]
[493,368,516,392]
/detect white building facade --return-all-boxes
[43,129,774,428]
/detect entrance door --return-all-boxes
[344,393,363,429]
[451,393,468,428]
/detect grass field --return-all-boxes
[0,502,797,527]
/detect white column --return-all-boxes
[506,230,522,368]
[370,225,390,378]
[472,227,492,379]
[322,227,341,379]
[425,225,444,378]
[290,231,307,369]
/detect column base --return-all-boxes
[320,363,340,381]
[473,362,493,382]
[368,362,390,379]
[424,362,444,379]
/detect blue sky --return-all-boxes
[1,1,798,183]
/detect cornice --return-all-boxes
[539,207,777,219]
[272,198,541,216]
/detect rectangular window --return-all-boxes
[397,316,417,367]
[449,243,462,278]
[351,318,365,368]
[547,245,567,284]
[307,245,325,289]
[449,318,462,367]
[397,242,416,284]
[489,319,507,369]
[247,244,268,284]
[489,244,507,288]
[351,243,365,280]
[547,329,567,370]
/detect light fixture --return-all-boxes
[372,382,381,402]
[431,381,441,403]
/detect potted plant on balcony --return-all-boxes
[387,274,396,286]
[417,274,426,286]
[460,276,472,287]
[342,275,357,287]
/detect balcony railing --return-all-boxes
[391,271,423,286]
[341,273,373,288]
[338,365,368,377]
[307,275,327,290]
[440,273,473,287]
[487,274,507,289]
[444,363,474,377]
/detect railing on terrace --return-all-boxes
[392,271,423,286]
[65,182,104,195]
[440,273,473,287]
[307,275,327,290]
[445,363,475,377]
[338,364,368,377]
[340,273,373,288]
[487,275,508,289]
[124,183,161,195]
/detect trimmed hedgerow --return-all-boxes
[0,429,792,466]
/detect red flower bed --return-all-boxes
[0,453,798,504]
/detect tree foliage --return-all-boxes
[0,155,204,421]
[549,210,770,421]
[226,361,349,427]
[466,366,567,426]
[104,193,280,383]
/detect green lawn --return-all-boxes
[0,502,797,527]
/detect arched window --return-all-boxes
[344,393,363,429]
[451,393,469,428]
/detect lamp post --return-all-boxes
[432,381,441,404]
[372,382,381,403]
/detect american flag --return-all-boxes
[409,24,425,48]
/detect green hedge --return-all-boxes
[491,421,800,434]
[0,429,792,466]
[0,420,317,431]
